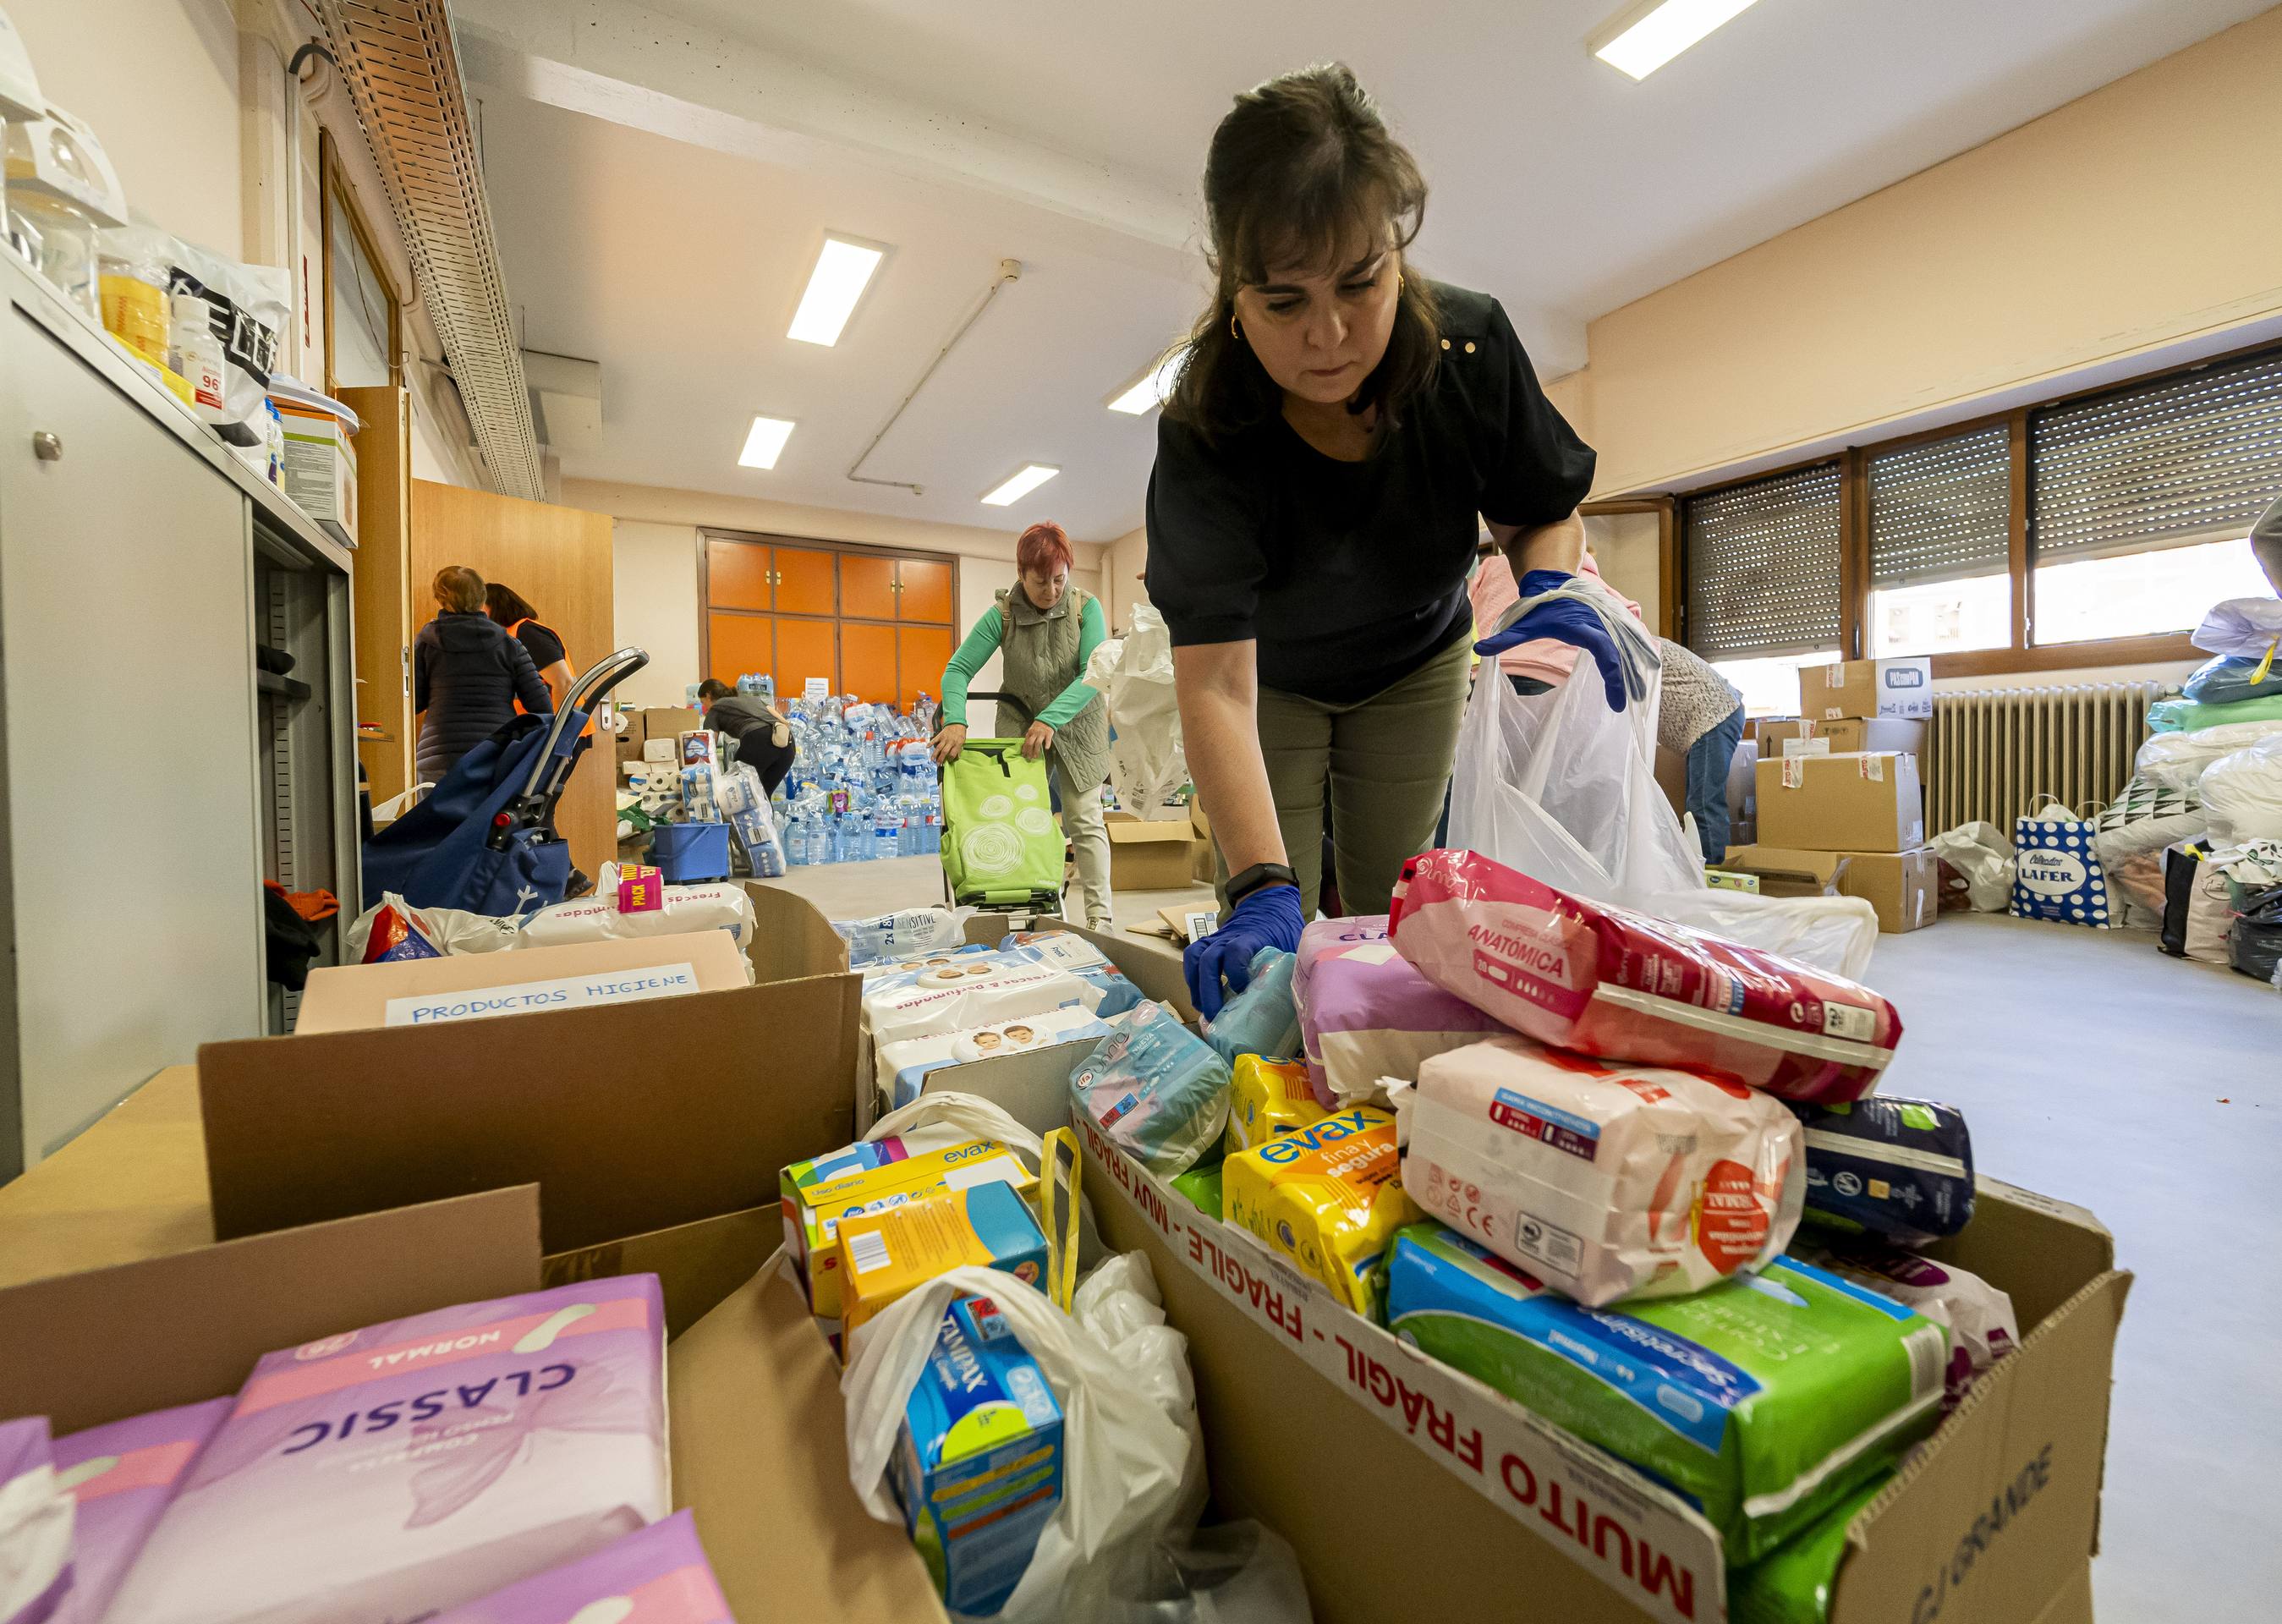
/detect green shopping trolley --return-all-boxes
[939,691,1067,920]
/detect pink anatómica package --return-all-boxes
[1389,850,1900,1103]
[429,1511,730,1623]
[101,1277,671,1624]
[1,1415,71,1624]
[53,1397,231,1624]
[1292,916,1504,1110]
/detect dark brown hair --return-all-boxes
[432,566,485,614]
[1166,63,1440,445]
[484,582,540,625]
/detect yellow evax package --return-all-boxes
[1224,1107,1418,1314]
[1225,1055,1329,1155]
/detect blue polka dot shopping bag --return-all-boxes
[2010,796,2115,928]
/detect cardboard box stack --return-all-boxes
[1729,658,1939,933]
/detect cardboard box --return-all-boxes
[1800,657,1934,721]
[275,397,358,548]
[1836,848,1940,934]
[1105,814,1200,891]
[627,706,702,746]
[1718,844,1850,897]
[293,930,752,1034]
[1755,752,1926,853]
[1082,1117,2127,1624]
[1758,716,1928,760]
[1189,799,1216,885]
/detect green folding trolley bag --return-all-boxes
[939,691,1067,914]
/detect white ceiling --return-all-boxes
[460,0,2270,540]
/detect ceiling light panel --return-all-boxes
[1107,350,1186,415]
[787,237,886,346]
[980,464,1059,507]
[738,415,795,469]
[1591,0,1762,80]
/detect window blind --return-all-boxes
[1868,425,2011,587]
[1684,464,1843,660]
[2032,348,2282,562]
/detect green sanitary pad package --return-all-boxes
[1384,1224,1946,1561]
[1728,1473,1890,1624]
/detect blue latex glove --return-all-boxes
[1184,883,1305,1021]
[1473,569,1628,713]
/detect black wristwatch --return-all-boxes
[1226,862,1298,908]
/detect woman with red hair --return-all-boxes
[933,520,1114,929]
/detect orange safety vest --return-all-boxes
[509,617,595,737]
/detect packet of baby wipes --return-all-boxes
[0,1416,71,1624]
[1791,1096,1975,1244]
[1383,1226,1945,1561]
[1068,1001,1231,1177]
[426,1511,730,1623]
[52,1397,231,1624]
[836,907,973,967]
[862,952,1100,1048]
[103,1277,672,1624]
[1795,1243,2016,1407]
[1390,849,1900,1102]
[1225,1056,1327,1155]
[1292,916,1504,1110]
[1225,1108,1418,1316]
[1406,1034,1804,1306]
[876,1007,1113,1112]
[1204,947,1300,1064]
[1001,930,1146,1018]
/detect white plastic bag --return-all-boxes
[1088,606,1186,816]
[341,892,521,958]
[2191,596,2282,660]
[1448,627,1878,979]
[865,1090,1106,1269]
[2136,719,2282,792]
[2197,735,2282,843]
[1927,821,2015,912]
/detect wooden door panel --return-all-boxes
[897,557,953,623]
[707,612,775,689]
[842,623,898,705]
[774,617,837,701]
[706,537,771,610]
[897,625,955,711]
[341,384,413,804]
[772,546,836,617]
[841,554,898,621]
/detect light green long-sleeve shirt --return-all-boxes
[941,595,1106,727]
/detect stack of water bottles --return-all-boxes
[773,694,947,868]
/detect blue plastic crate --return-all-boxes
[651,821,732,883]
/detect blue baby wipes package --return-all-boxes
[894,1295,1066,1617]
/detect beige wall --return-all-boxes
[1563,7,2282,499]
[1100,525,1149,629]
[612,521,704,707]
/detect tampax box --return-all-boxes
[1755,752,1925,853]
[1799,658,1934,721]
[893,1294,1065,1617]
[837,1182,1049,1347]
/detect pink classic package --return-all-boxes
[102,1276,672,1624]
[1388,850,1900,1101]
[1292,915,1506,1109]
[429,1512,731,1624]
[52,1397,231,1624]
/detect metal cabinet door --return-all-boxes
[0,307,264,1173]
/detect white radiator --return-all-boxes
[1923,683,2171,833]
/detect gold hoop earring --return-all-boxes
[1229,310,1242,343]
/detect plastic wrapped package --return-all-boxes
[1382,1227,1946,1563]
[835,907,973,966]
[1406,1035,1804,1306]
[1203,947,1300,1064]
[2197,734,2282,843]
[2146,695,2282,737]
[1225,1056,1326,1154]
[1791,1096,1974,1245]
[422,1511,729,1624]
[876,1007,1113,1112]
[863,953,1101,1049]
[1225,1107,1417,1315]
[520,872,759,959]
[105,1278,672,1624]
[1794,1244,2016,1408]
[714,764,785,877]
[2183,654,2282,708]
[0,1416,70,1624]
[1391,849,1901,1102]
[2137,718,2282,789]
[1083,605,1186,817]
[1069,1002,1231,1177]
[1292,916,1504,1111]
[52,1398,231,1624]
[1725,1473,1890,1624]
[2191,596,2282,665]
[999,931,1146,1018]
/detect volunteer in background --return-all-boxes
[483,583,575,710]
[697,678,797,795]
[1146,63,1616,1014]
[931,521,1115,932]
[414,566,551,782]
[1659,639,1746,863]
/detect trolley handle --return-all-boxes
[960,690,1037,728]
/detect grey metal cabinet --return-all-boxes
[0,252,359,1177]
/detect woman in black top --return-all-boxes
[1146,64,1622,1015]
[484,582,575,712]
[414,567,552,782]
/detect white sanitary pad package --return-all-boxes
[1405,1035,1805,1307]
[861,952,1100,1049]
[102,1277,672,1624]
[875,1007,1114,1111]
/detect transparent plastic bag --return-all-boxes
[1087,606,1186,815]
[1447,640,1878,979]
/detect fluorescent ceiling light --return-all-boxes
[738,415,795,469]
[787,237,885,346]
[1106,349,1185,415]
[980,464,1059,507]
[1591,0,1761,80]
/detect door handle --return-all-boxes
[31,431,62,461]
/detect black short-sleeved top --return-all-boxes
[511,618,567,672]
[1144,283,1594,704]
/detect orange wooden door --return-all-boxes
[842,622,898,704]
[841,554,898,621]
[708,613,775,689]
[897,557,953,623]
[772,546,837,617]
[897,626,955,710]
[775,617,837,700]
[706,537,771,609]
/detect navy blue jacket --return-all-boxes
[414,611,552,781]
